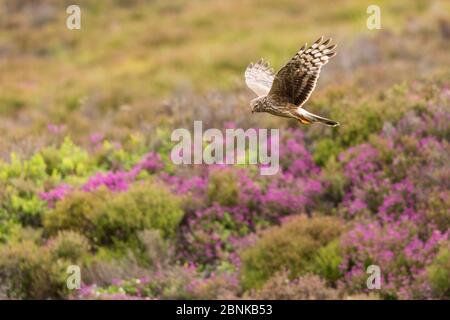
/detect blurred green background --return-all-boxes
[0,0,449,151]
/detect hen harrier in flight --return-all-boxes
[245,36,339,127]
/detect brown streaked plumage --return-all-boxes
[245,36,339,127]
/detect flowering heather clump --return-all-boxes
[39,151,164,206]
[81,151,164,193]
[39,184,72,208]
[335,102,450,299]
[279,129,321,178]
[90,133,104,145]
[159,172,208,197]
[82,171,132,193]
[132,152,165,174]
[338,143,387,217]
[179,204,257,265]
[47,124,65,135]
[340,219,447,299]
[174,130,325,266]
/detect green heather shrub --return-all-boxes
[338,106,383,148]
[39,137,91,179]
[247,271,339,300]
[44,181,184,246]
[43,189,109,241]
[0,218,20,243]
[0,153,46,182]
[0,139,95,226]
[0,231,90,299]
[82,248,150,287]
[207,169,239,206]
[137,229,174,269]
[0,154,47,225]
[101,181,184,240]
[423,191,450,233]
[240,215,344,289]
[313,138,342,167]
[93,135,148,172]
[0,241,56,299]
[320,157,346,207]
[311,240,343,284]
[427,243,450,299]
[150,128,176,174]
[47,230,91,262]
[1,179,47,226]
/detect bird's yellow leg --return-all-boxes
[297,117,312,125]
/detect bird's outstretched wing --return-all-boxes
[245,58,275,97]
[269,36,337,106]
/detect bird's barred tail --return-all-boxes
[297,108,340,127]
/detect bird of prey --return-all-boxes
[245,36,339,127]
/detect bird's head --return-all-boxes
[250,97,264,113]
